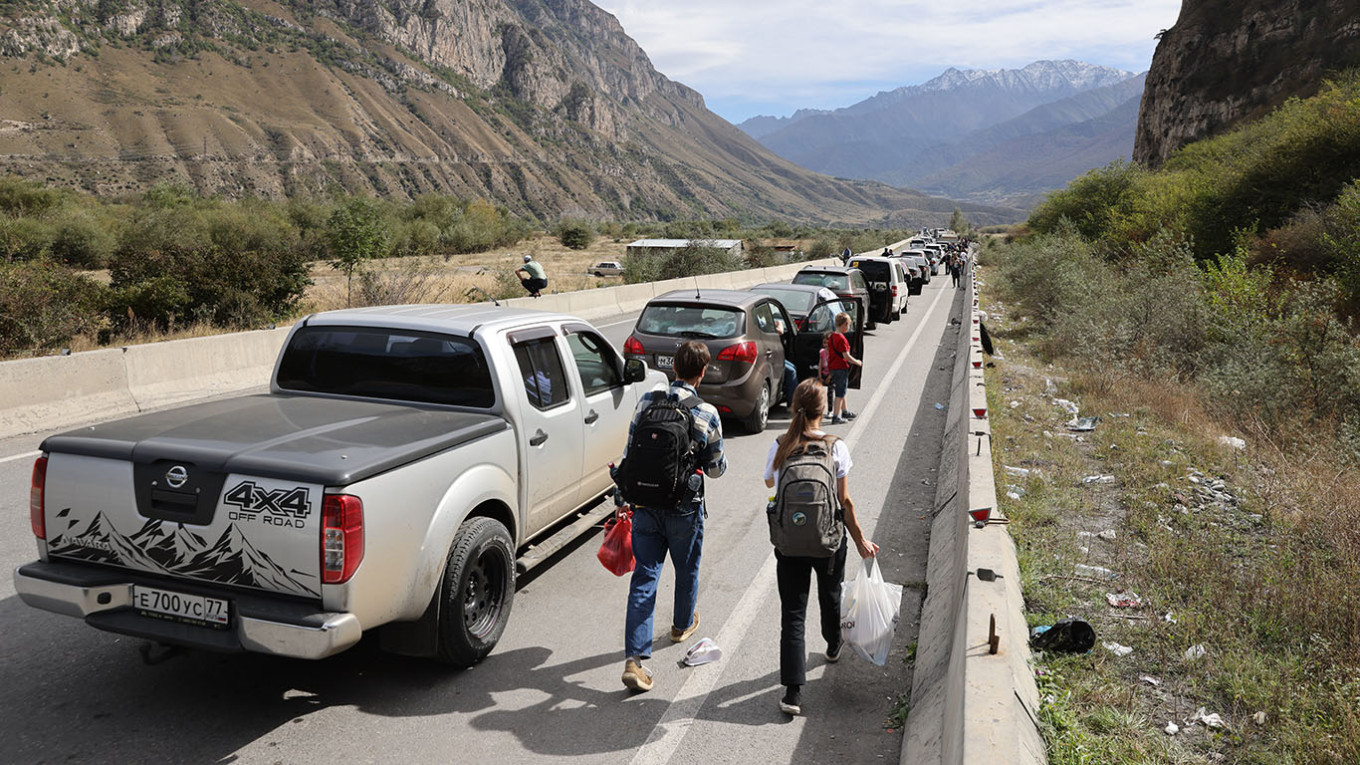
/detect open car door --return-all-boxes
[791,297,866,389]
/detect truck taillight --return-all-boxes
[717,341,758,364]
[891,284,899,297]
[322,494,364,584]
[623,335,644,356]
[30,456,47,540]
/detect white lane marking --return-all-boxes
[596,314,639,329]
[629,285,952,765]
[0,450,40,465]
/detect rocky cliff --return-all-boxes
[1134,0,1360,167]
[0,0,1018,224]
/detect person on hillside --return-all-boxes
[826,312,861,425]
[516,254,548,298]
[763,378,878,715]
[615,341,727,693]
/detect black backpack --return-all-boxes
[768,436,844,557]
[616,394,702,511]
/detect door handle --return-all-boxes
[584,410,599,424]
[530,429,548,446]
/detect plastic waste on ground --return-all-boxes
[1052,398,1080,415]
[1075,564,1117,580]
[1185,643,1207,661]
[1103,641,1133,657]
[1218,435,1246,450]
[1082,474,1117,484]
[1029,618,1096,653]
[1106,592,1142,608]
[1165,722,1180,735]
[1066,416,1100,432]
[682,637,722,666]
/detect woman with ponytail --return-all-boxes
[762,378,877,715]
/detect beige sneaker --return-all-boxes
[622,659,653,692]
[670,611,700,643]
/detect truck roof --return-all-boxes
[298,304,582,337]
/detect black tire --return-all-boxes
[435,517,515,668]
[744,381,770,434]
[593,271,603,277]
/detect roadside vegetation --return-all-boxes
[0,176,914,359]
[985,69,1360,764]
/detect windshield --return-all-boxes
[637,304,745,339]
[793,272,850,291]
[752,288,817,314]
[277,326,495,407]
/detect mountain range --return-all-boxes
[0,0,1022,225]
[738,61,1146,208]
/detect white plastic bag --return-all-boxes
[840,557,903,666]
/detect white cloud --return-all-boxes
[593,0,1181,120]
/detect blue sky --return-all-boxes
[592,1,1184,123]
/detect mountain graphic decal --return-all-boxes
[50,515,319,599]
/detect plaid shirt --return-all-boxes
[622,380,727,479]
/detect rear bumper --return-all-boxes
[14,561,362,660]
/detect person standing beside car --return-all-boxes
[763,378,878,715]
[827,313,861,425]
[615,341,727,693]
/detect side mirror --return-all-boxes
[624,357,647,383]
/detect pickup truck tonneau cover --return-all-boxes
[42,394,507,486]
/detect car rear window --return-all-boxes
[637,304,745,339]
[847,260,890,279]
[793,272,850,291]
[277,326,495,407]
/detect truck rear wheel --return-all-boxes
[435,517,515,667]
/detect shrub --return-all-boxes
[355,257,451,307]
[326,197,390,306]
[0,259,107,356]
[623,241,742,284]
[48,208,117,268]
[0,216,56,261]
[555,219,594,250]
[0,176,64,216]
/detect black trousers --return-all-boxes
[775,539,848,686]
[521,277,547,295]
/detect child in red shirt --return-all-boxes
[827,312,862,424]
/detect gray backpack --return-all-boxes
[768,436,844,557]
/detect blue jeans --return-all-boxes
[781,360,797,406]
[625,504,705,659]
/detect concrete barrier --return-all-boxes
[0,256,840,440]
[902,272,1046,765]
[123,327,291,412]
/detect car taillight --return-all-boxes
[891,284,899,297]
[322,494,364,584]
[30,456,47,540]
[796,317,807,330]
[623,335,644,356]
[717,341,758,364]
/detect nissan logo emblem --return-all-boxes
[165,465,189,489]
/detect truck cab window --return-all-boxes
[566,331,622,397]
[515,338,570,410]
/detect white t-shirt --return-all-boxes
[763,431,852,485]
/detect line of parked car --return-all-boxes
[620,254,931,434]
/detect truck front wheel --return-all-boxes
[436,517,515,667]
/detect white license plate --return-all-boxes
[655,354,674,369]
[133,585,230,628]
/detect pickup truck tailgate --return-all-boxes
[39,395,506,599]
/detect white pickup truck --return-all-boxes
[15,305,664,666]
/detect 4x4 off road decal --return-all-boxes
[223,481,311,528]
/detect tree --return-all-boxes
[326,198,389,307]
[949,208,970,235]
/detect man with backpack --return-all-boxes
[613,341,727,693]
[763,378,877,715]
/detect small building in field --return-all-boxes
[625,239,744,259]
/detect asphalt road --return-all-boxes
[0,278,966,765]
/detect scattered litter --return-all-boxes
[1042,430,1054,439]
[1253,711,1267,726]
[921,479,932,486]
[1218,435,1246,451]
[1005,492,1022,500]
[1096,529,1117,541]
[1184,644,1207,661]
[682,637,723,666]
[1053,398,1080,415]
[1160,460,1175,467]
[1140,675,1162,687]
[1009,400,1021,409]
[1005,484,1027,498]
[1082,474,1117,484]
[1004,465,1031,477]
[934,402,947,410]
[1103,641,1133,657]
[1044,378,1057,395]
[1075,564,1118,580]
[1030,619,1096,653]
[1164,722,1180,736]
[1066,416,1100,432]
[1107,412,1130,418]
[1190,707,1225,729]
[1106,592,1142,608]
